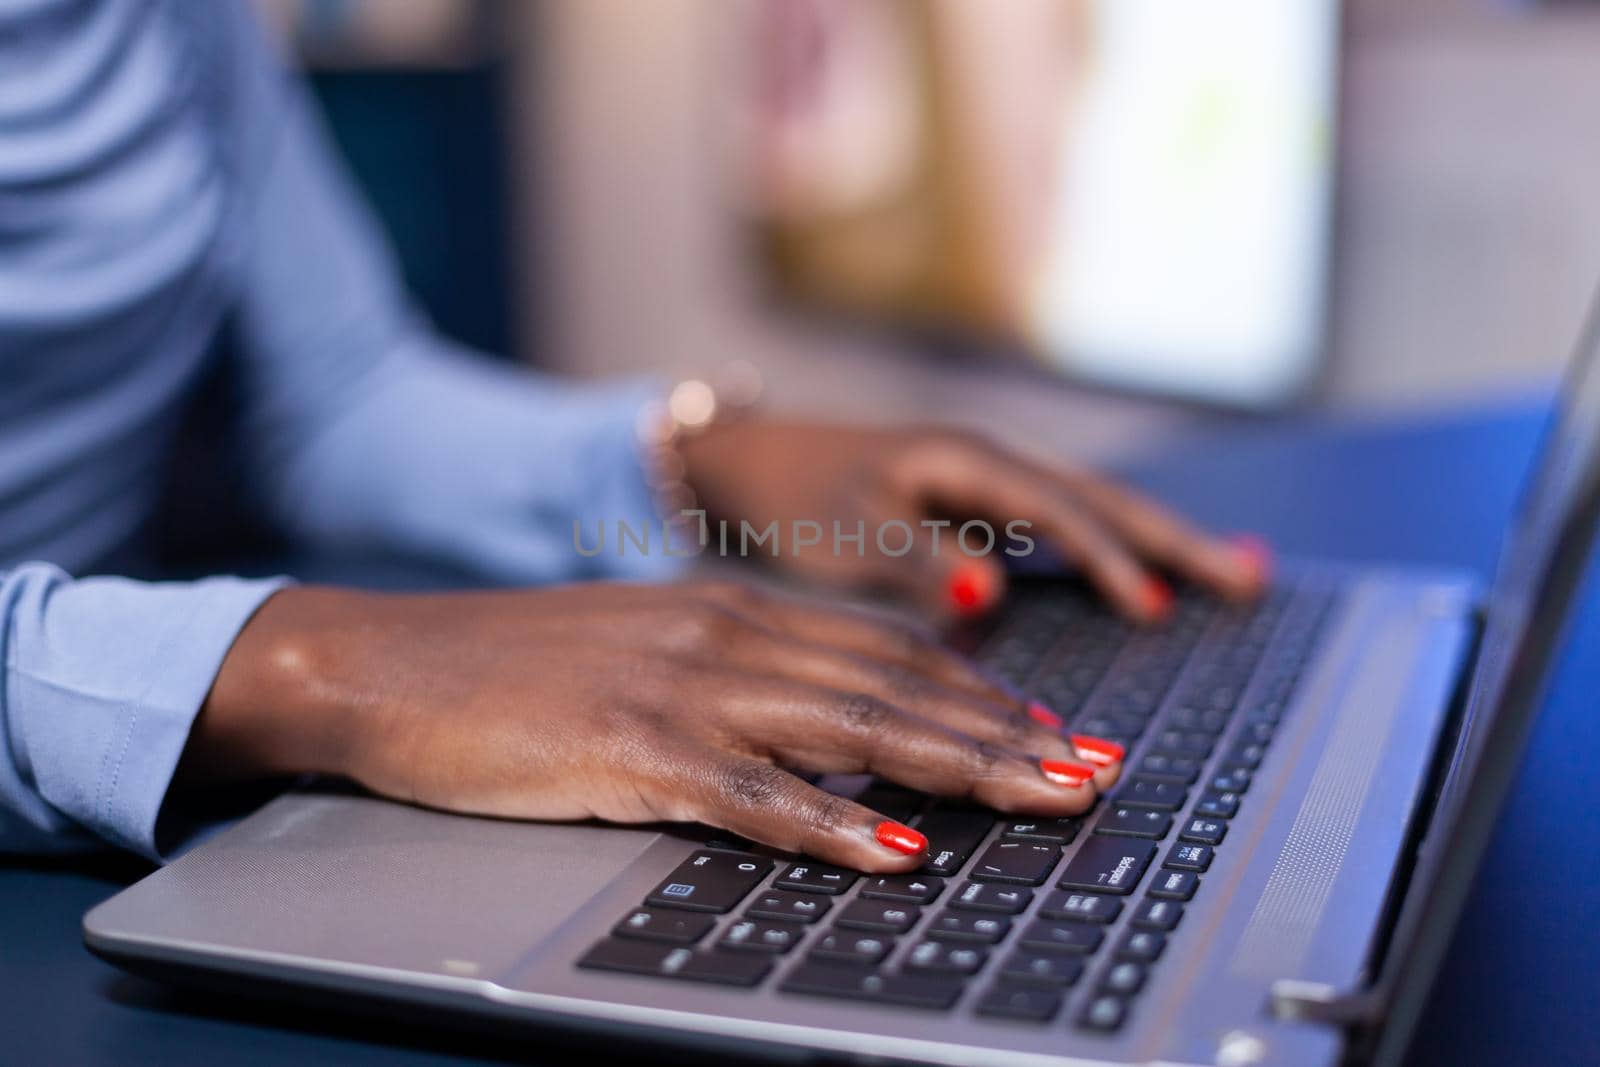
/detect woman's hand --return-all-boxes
[680,420,1271,621]
[188,580,1126,872]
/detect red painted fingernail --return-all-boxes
[1027,701,1064,730]
[1231,534,1275,582]
[947,563,996,616]
[1070,734,1125,766]
[1141,577,1174,621]
[874,820,927,855]
[1039,758,1096,788]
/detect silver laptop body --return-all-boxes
[83,306,1600,1067]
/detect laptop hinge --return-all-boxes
[1269,980,1386,1027]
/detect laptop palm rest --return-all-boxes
[84,793,659,985]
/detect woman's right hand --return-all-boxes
[188,580,1125,872]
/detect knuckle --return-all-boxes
[877,661,931,701]
[967,738,1006,780]
[1001,710,1036,747]
[673,600,745,650]
[890,427,986,483]
[801,791,856,844]
[719,761,790,810]
[835,692,896,738]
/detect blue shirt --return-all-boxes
[0,0,674,859]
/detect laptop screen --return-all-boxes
[1367,292,1600,1036]
[1436,305,1600,826]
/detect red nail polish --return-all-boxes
[1231,534,1275,582]
[1039,758,1096,787]
[1027,701,1064,730]
[947,563,995,615]
[1141,578,1174,620]
[874,820,927,855]
[1070,734,1125,767]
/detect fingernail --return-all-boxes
[874,820,928,855]
[1039,758,1096,787]
[948,563,996,615]
[1231,534,1274,582]
[1070,734,1125,766]
[1141,577,1174,621]
[1027,701,1064,730]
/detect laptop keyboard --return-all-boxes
[577,578,1339,1030]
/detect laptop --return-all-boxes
[82,311,1600,1067]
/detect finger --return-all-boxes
[1069,732,1127,792]
[879,531,1008,622]
[732,586,1022,707]
[682,754,931,872]
[722,679,1104,817]
[720,627,1081,767]
[711,624,1081,764]
[924,463,1167,623]
[1057,471,1271,598]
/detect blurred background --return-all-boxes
[256,0,1600,465]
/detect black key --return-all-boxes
[1038,890,1123,924]
[1164,843,1214,872]
[1114,775,1190,812]
[647,851,774,913]
[776,861,858,895]
[1148,869,1199,901]
[905,940,987,975]
[1132,898,1184,931]
[1115,930,1166,963]
[1058,837,1156,895]
[1227,742,1266,769]
[746,889,832,924]
[1018,920,1103,955]
[1000,817,1080,844]
[969,840,1060,885]
[860,873,944,904]
[1152,730,1214,757]
[926,912,1011,944]
[950,881,1034,914]
[810,931,893,965]
[1096,805,1173,840]
[856,783,923,824]
[578,938,771,986]
[719,918,803,953]
[1195,791,1240,819]
[1179,706,1233,733]
[1099,961,1147,995]
[1179,818,1227,846]
[1240,720,1276,745]
[613,907,715,944]
[999,950,1084,987]
[1139,754,1201,783]
[1210,769,1252,794]
[781,962,963,1010]
[1078,994,1128,1032]
[1244,702,1284,726]
[835,899,921,934]
[976,982,1064,1020]
[916,809,993,876]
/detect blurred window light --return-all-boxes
[744,0,1342,408]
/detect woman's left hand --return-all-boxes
[679,420,1271,621]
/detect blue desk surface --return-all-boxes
[5,403,1598,1066]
